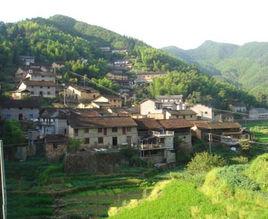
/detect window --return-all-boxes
[19,107,22,110]
[122,127,126,135]
[204,111,208,114]
[40,86,43,88]
[104,128,107,136]
[160,138,165,143]
[112,127,118,132]
[84,138,90,144]
[48,86,50,89]
[98,137,103,144]
[98,128,102,133]
[53,143,57,149]
[84,128,89,133]
[47,91,51,95]
[31,91,34,95]
[183,116,185,119]
[127,127,131,132]
[29,114,33,118]
[74,129,78,136]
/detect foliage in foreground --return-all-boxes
[202,159,268,217]
[187,152,226,173]
[246,153,268,191]
[109,180,226,218]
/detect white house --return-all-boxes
[190,104,213,120]
[25,71,56,82]
[39,108,70,137]
[13,80,56,99]
[229,103,247,113]
[249,108,268,120]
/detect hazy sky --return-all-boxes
[0,0,267,49]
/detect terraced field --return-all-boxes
[6,159,155,218]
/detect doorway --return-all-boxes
[112,137,118,146]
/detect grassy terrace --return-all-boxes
[6,159,156,218]
[244,120,268,143]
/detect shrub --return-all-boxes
[67,138,81,153]
[246,153,268,191]
[202,165,260,202]
[187,152,226,173]
[231,156,249,164]
[239,139,251,153]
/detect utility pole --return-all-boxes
[83,75,86,88]
[62,83,66,107]
[0,140,7,219]
[208,133,212,153]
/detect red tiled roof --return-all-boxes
[135,118,192,130]
[158,119,192,129]
[135,118,163,130]
[69,116,137,128]
[192,121,241,130]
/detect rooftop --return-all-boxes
[68,84,99,93]
[0,98,41,109]
[22,80,56,87]
[135,118,192,130]
[167,109,196,116]
[192,121,241,130]
[69,115,137,128]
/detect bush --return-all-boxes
[247,153,268,191]
[67,138,81,153]
[239,139,251,154]
[187,152,226,173]
[231,156,249,164]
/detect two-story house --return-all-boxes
[0,98,40,121]
[25,71,56,82]
[249,108,268,120]
[135,118,192,164]
[68,113,138,149]
[65,85,100,104]
[39,108,70,137]
[12,80,56,99]
[191,104,234,122]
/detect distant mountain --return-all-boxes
[163,41,268,95]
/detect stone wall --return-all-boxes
[64,151,123,174]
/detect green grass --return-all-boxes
[109,179,227,218]
[244,120,268,143]
[6,158,156,218]
[110,154,268,219]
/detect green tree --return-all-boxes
[2,120,25,145]
[67,138,81,153]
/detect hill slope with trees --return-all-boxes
[163,41,268,101]
[0,15,264,108]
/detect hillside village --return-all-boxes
[1,14,268,219]
[1,53,267,169]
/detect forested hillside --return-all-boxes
[163,41,268,100]
[0,15,264,108]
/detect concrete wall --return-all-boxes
[140,100,163,115]
[191,104,213,120]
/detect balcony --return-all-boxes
[152,131,174,137]
[139,143,166,150]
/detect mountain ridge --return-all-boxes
[163,40,268,96]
